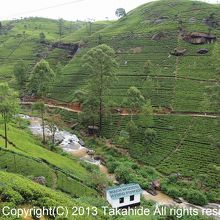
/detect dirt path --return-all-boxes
[21,101,220,119]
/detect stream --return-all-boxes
[20,115,220,220]
[20,115,102,166]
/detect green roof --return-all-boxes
[106,183,143,200]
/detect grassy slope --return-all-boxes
[0,171,106,220]
[0,18,110,214]
[0,121,98,198]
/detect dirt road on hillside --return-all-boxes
[21,101,220,119]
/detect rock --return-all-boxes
[153,16,169,24]
[147,189,157,196]
[94,155,106,164]
[170,48,187,56]
[189,17,196,23]
[204,17,220,28]
[168,3,177,7]
[154,19,164,24]
[173,198,183,204]
[52,42,79,56]
[197,48,209,54]
[151,180,161,190]
[33,176,46,185]
[87,149,94,155]
[130,47,142,54]
[151,32,168,40]
[170,173,182,179]
[88,126,99,135]
[79,139,85,146]
[182,32,217,44]
[114,108,122,113]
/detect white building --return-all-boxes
[106,183,143,208]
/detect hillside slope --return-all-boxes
[0,171,106,219]
[51,0,220,112]
[0,0,219,209]
[48,0,220,202]
[0,119,101,199]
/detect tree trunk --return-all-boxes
[4,121,7,148]
[99,64,103,136]
[42,112,46,143]
[52,133,55,147]
[99,96,102,136]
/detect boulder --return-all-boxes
[147,189,157,196]
[189,17,196,23]
[170,173,182,179]
[182,32,217,44]
[170,48,187,56]
[33,176,46,185]
[94,155,106,164]
[173,198,183,204]
[52,42,79,56]
[151,32,168,40]
[79,139,85,146]
[197,48,209,54]
[87,149,94,155]
[168,3,177,7]
[153,16,169,24]
[88,126,99,135]
[151,180,161,190]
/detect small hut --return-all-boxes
[106,183,143,208]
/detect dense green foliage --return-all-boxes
[0,171,106,219]
[79,44,118,133]
[0,119,100,199]
[0,0,220,215]
[28,59,55,97]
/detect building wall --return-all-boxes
[107,193,141,208]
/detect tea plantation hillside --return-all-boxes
[0,119,104,201]
[48,0,220,203]
[0,171,107,220]
[0,0,220,215]
[0,17,111,84]
[51,0,220,113]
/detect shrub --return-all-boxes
[166,187,180,198]
[126,120,138,137]
[143,128,156,144]
[185,190,208,206]
[115,164,134,183]
[0,188,24,205]
[106,160,119,173]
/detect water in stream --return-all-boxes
[20,115,101,165]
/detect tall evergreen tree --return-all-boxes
[13,60,27,96]
[28,59,55,97]
[81,44,118,135]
